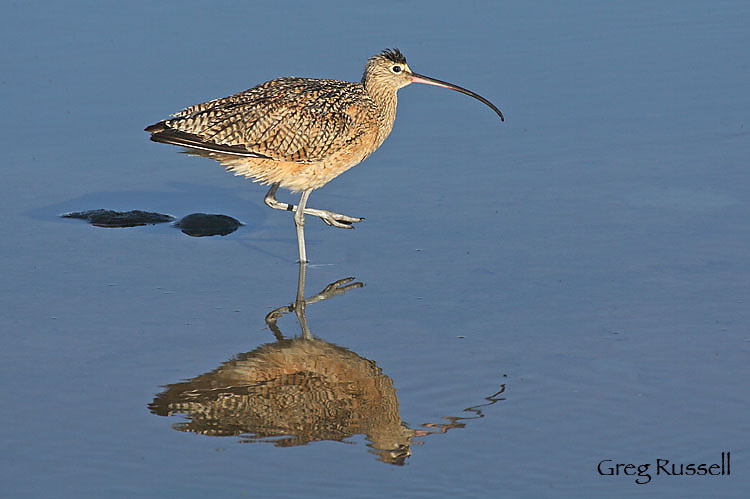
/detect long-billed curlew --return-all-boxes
[145,48,503,262]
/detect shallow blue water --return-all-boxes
[2,1,749,497]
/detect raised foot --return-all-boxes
[305,208,364,229]
[263,185,364,229]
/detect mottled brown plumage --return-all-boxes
[145,48,503,262]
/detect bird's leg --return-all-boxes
[264,183,292,212]
[294,189,312,264]
[264,184,364,229]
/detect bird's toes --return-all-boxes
[324,217,354,229]
[334,215,365,225]
[317,212,364,228]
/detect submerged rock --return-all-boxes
[62,209,175,228]
[174,213,242,237]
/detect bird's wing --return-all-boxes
[146,78,378,163]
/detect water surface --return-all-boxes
[2,1,749,497]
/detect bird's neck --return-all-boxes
[364,82,399,148]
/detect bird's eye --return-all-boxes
[391,65,402,73]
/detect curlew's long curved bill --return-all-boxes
[409,72,504,122]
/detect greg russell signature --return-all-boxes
[598,452,731,485]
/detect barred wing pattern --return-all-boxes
[160,77,379,163]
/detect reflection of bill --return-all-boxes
[149,263,507,465]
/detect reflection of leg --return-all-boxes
[264,262,363,341]
[294,260,311,339]
[264,184,364,229]
[264,305,291,341]
[306,277,363,305]
[295,259,307,304]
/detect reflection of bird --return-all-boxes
[150,270,415,464]
[145,48,504,262]
[149,337,415,464]
[149,263,508,465]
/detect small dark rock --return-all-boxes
[62,209,175,228]
[174,213,242,237]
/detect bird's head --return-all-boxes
[362,48,414,90]
[362,48,504,121]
